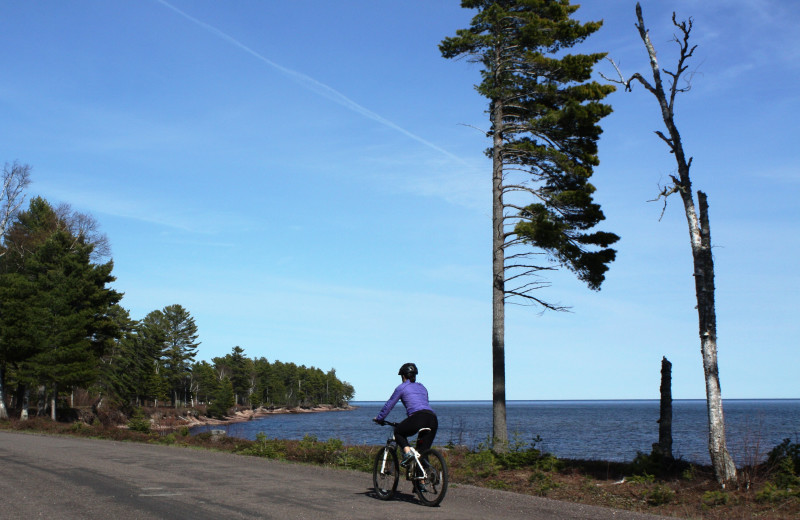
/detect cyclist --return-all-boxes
[373,362,438,467]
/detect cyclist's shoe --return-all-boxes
[418,482,428,493]
[400,452,414,467]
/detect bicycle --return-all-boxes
[372,420,448,507]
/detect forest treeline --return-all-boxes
[0,179,353,421]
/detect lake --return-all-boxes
[191,399,800,464]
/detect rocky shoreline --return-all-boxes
[174,404,356,429]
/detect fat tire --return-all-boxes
[372,447,399,500]
[413,448,448,507]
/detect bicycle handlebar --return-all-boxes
[374,419,399,427]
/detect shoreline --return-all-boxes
[177,404,356,429]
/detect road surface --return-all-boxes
[0,431,674,519]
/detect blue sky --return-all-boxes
[0,1,797,401]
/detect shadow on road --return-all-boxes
[360,488,426,506]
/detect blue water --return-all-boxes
[192,400,800,464]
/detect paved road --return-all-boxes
[0,431,673,520]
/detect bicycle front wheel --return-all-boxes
[414,448,448,507]
[372,446,399,500]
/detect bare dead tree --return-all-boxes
[54,202,112,262]
[654,356,673,460]
[603,3,736,486]
[0,161,32,420]
[0,162,32,245]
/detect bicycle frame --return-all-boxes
[379,421,429,482]
[373,419,448,506]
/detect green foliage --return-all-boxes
[149,304,200,407]
[0,198,121,422]
[207,377,235,419]
[645,485,674,506]
[127,408,151,434]
[529,470,560,496]
[767,438,800,489]
[771,456,800,490]
[629,451,664,477]
[702,490,730,508]
[213,355,354,409]
[158,433,177,445]
[485,479,511,490]
[466,449,498,479]
[755,482,800,503]
[626,473,655,484]
[440,0,619,296]
[241,432,288,459]
[465,434,560,482]
[293,434,345,465]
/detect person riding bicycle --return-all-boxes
[373,362,438,467]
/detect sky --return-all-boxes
[0,1,797,401]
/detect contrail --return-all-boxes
[154,0,465,164]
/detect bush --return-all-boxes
[240,432,287,459]
[702,490,729,508]
[646,485,674,506]
[755,482,799,503]
[767,438,800,489]
[292,434,345,464]
[529,470,560,496]
[627,473,655,484]
[127,409,151,434]
[465,450,498,479]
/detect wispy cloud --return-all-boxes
[154,0,466,165]
[35,177,248,235]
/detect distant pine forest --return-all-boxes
[0,193,353,422]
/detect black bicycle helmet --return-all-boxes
[398,362,418,380]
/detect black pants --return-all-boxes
[395,410,438,452]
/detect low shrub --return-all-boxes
[127,408,151,434]
[767,438,800,490]
[645,484,674,506]
[529,470,560,496]
[701,489,729,508]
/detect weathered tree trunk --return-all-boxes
[491,95,508,451]
[21,385,29,420]
[655,357,673,459]
[51,382,57,421]
[0,365,7,420]
[615,3,737,486]
[37,385,45,416]
[693,192,737,485]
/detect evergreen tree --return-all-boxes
[12,230,120,419]
[441,0,618,448]
[1,198,120,419]
[227,346,251,406]
[190,360,218,406]
[0,161,32,420]
[207,376,234,419]
[96,306,151,410]
[142,304,199,407]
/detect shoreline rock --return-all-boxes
[177,404,356,429]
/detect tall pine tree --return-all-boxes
[441,0,618,448]
[159,304,200,407]
[1,197,121,420]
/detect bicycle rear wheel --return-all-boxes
[413,448,448,507]
[372,447,399,500]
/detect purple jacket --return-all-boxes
[375,381,434,421]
